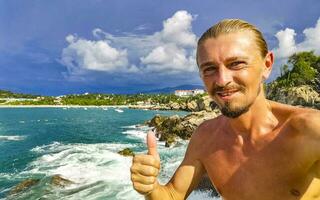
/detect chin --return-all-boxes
[219,101,252,118]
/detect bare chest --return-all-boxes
[200,131,315,200]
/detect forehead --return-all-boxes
[197,31,260,65]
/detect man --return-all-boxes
[130,19,320,200]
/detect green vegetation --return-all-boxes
[0,90,38,98]
[59,93,206,106]
[7,97,56,105]
[0,90,207,106]
[267,51,320,91]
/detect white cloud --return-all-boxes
[140,10,197,74]
[273,28,297,59]
[141,44,196,74]
[61,35,138,76]
[273,18,320,59]
[159,10,197,47]
[60,10,199,81]
[298,18,320,53]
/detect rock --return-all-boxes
[186,101,198,111]
[165,135,177,147]
[9,179,40,195]
[158,115,181,144]
[147,110,221,145]
[51,175,74,187]
[203,95,217,111]
[196,99,205,111]
[170,102,181,110]
[267,85,320,108]
[118,148,135,157]
[8,175,74,196]
[147,114,166,127]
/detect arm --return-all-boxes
[145,127,207,200]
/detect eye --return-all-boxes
[229,61,246,69]
[201,66,216,76]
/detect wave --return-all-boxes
[12,142,142,199]
[0,135,26,141]
[6,125,212,199]
[121,124,152,140]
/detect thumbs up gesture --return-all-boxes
[130,131,161,195]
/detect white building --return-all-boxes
[192,89,205,95]
[174,89,205,97]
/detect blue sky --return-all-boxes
[0,0,320,96]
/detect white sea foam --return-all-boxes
[121,125,138,129]
[122,129,146,140]
[26,142,144,199]
[188,191,221,200]
[121,124,152,141]
[0,135,26,141]
[23,125,213,200]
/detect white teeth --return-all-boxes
[217,90,237,96]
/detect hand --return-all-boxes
[131,131,161,195]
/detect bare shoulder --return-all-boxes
[190,115,223,142]
[269,100,320,138]
[288,107,320,139]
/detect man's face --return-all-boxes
[197,31,268,118]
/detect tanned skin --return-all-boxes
[130,30,320,200]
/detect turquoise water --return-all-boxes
[0,107,215,200]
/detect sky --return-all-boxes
[0,0,320,96]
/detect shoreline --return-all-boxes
[0,105,130,108]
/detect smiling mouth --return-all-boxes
[216,90,239,98]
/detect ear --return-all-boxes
[262,51,274,81]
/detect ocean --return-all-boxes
[0,107,219,200]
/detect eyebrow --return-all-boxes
[225,56,249,62]
[199,56,249,69]
[199,61,217,69]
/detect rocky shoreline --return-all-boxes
[141,85,320,147]
[129,95,215,112]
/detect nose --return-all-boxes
[215,66,233,86]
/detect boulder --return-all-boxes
[186,101,198,111]
[196,99,205,111]
[51,175,74,187]
[147,114,167,127]
[118,148,135,157]
[9,175,74,196]
[170,102,181,110]
[9,179,40,195]
[147,110,221,145]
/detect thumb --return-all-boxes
[147,131,160,161]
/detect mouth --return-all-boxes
[216,89,239,100]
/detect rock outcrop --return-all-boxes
[9,175,73,196]
[9,179,40,195]
[118,148,135,156]
[146,109,221,147]
[51,175,74,187]
[129,95,216,112]
[267,85,320,109]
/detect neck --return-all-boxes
[226,89,279,141]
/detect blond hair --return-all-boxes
[197,19,268,60]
